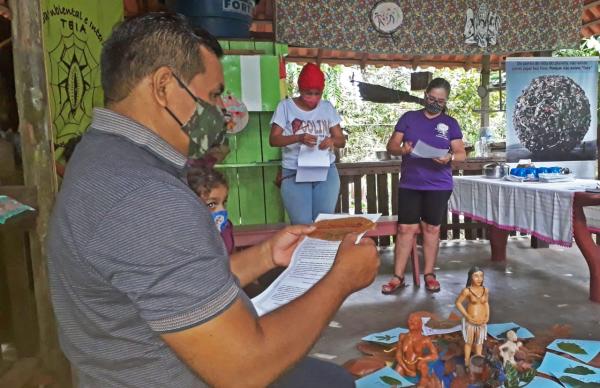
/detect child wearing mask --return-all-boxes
[187,166,234,255]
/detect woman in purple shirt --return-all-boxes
[382,78,466,294]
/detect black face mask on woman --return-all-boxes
[425,101,444,115]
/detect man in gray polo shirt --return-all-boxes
[47,12,379,387]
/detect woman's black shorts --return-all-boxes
[396,188,452,226]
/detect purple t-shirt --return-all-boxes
[395,110,463,191]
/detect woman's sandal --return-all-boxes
[424,273,441,293]
[381,274,407,295]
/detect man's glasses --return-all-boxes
[425,94,446,105]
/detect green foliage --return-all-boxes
[285,63,505,161]
[559,375,599,387]
[520,368,536,384]
[379,375,404,386]
[564,366,595,375]
[504,363,520,388]
[504,363,537,388]
[558,342,589,355]
[554,36,600,58]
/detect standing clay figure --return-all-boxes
[395,312,439,387]
[455,266,490,366]
[498,330,522,366]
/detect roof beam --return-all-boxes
[584,0,600,10]
[285,56,502,70]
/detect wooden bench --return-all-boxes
[233,215,421,286]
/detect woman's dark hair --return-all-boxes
[187,167,228,197]
[101,12,223,104]
[425,77,451,96]
[466,266,484,287]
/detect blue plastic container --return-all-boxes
[166,0,255,38]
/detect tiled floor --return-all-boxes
[311,237,600,365]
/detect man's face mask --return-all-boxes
[165,73,226,159]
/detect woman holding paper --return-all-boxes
[382,78,466,294]
[270,63,346,224]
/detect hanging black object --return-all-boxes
[351,74,424,105]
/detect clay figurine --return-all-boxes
[498,330,522,366]
[395,312,439,387]
[455,266,490,366]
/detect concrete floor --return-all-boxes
[310,237,600,365]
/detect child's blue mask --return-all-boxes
[212,210,228,232]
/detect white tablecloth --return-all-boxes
[449,176,600,247]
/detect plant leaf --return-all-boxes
[519,368,536,384]
[564,366,595,375]
[559,375,599,388]
[557,342,589,355]
[380,375,403,385]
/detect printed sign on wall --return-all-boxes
[41,1,122,145]
[506,57,598,177]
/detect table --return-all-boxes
[449,176,600,302]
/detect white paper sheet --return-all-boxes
[411,140,449,159]
[295,166,329,182]
[297,144,330,167]
[251,213,380,316]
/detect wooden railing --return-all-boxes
[334,157,506,245]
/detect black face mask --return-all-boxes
[425,101,444,115]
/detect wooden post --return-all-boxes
[480,55,490,130]
[10,0,70,384]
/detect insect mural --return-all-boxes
[47,30,99,143]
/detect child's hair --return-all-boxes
[187,166,228,198]
[63,135,82,162]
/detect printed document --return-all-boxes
[251,213,380,316]
[411,140,449,159]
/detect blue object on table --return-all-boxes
[511,167,526,177]
[524,167,538,178]
[0,195,35,224]
[537,167,549,174]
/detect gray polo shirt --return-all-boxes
[47,108,241,387]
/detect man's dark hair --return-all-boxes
[101,12,223,104]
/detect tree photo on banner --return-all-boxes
[506,57,598,177]
[41,1,123,155]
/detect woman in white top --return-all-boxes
[270,63,346,224]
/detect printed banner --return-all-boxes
[276,0,582,56]
[41,1,123,145]
[506,57,598,177]
[222,54,286,112]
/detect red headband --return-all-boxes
[298,63,325,91]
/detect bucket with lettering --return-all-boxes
[166,0,255,38]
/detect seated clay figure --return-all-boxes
[498,330,522,366]
[395,312,439,387]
